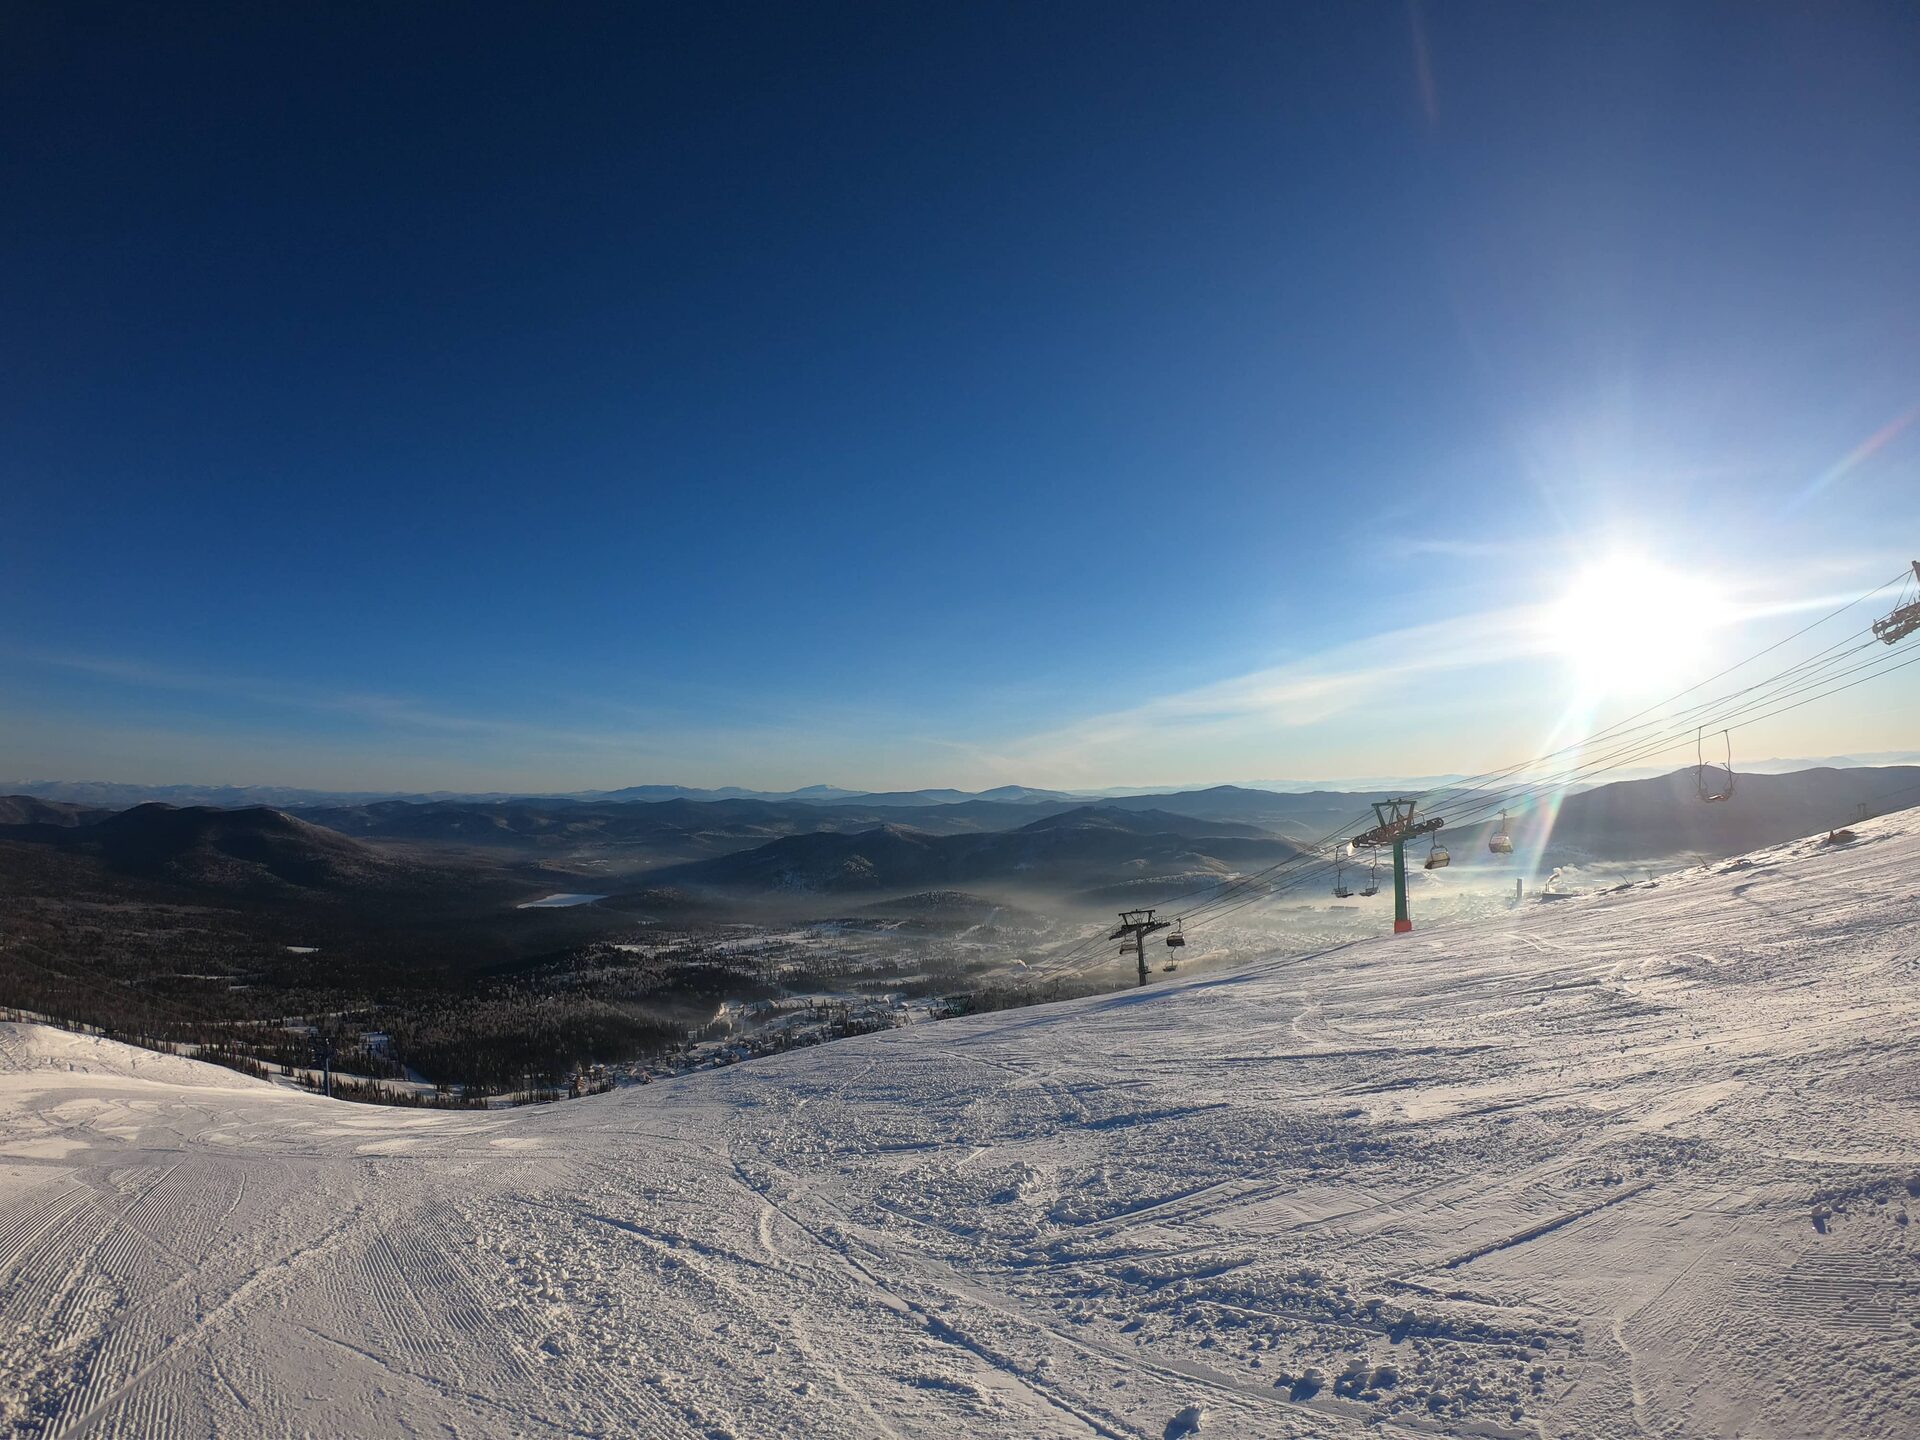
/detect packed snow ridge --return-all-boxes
[5,817,1919,1438]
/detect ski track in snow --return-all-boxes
[5,818,1920,1437]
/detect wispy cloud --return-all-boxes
[1407,0,1439,127]
[0,645,956,789]
[1392,535,1532,560]
[954,605,1551,785]
[2,647,665,757]
[952,558,1892,787]
[3,549,1895,793]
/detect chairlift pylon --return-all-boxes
[1696,727,1736,803]
[1870,561,1920,644]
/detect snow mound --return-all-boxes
[0,1022,273,1090]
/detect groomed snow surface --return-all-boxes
[5,818,1919,1438]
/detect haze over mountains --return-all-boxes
[0,803,458,900]
[657,806,1302,898]
[5,765,1918,917]
[1523,763,1920,860]
[8,751,1918,814]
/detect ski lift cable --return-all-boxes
[1038,571,1917,962]
[1172,706,1830,935]
[1372,644,1920,861]
[1418,567,1910,800]
[1189,685,1842,932]
[1410,626,1887,822]
[1422,648,1920,863]
[1394,570,1908,826]
[1399,634,1897,842]
[1160,615,1894,934]
[1174,655,1920,938]
[1174,634,1901,929]
[1179,674,1874,935]
[1856,774,1920,815]
[1369,647,1919,865]
[1177,644,1920,933]
[1284,610,1895,900]
[1289,568,1908,892]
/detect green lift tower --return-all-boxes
[1352,798,1444,935]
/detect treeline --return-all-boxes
[292,1072,488,1108]
[930,973,1116,1017]
[2,869,1121,1105]
[382,994,683,1094]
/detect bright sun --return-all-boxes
[1544,555,1732,697]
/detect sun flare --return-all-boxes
[1544,554,1732,697]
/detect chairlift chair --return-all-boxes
[1424,838,1451,870]
[1332,854,1352,899]
[1489,810,1513,855]
[1361,853,1380,897]
[1165,919,1186,949]
[1696,728,1736,804]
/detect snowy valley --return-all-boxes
[3,813,1917,1439]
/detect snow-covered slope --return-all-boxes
[5,816,1920,1439]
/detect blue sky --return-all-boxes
[4,2,1918,792]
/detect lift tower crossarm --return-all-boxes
[1351,798,1444,936]
[1871,560,1920,645]
[1110,908,1171,988]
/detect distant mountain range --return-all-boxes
[0,803,441,897]
[0,795,109,827]
[11,754,1917,814]
[1526,765,1920,861]
[288,794,1101,860]
[0,779,1078,810]
[654,805,1303,897]
[7,763,1920,912]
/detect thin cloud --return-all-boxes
[1394,536,1531,560]
[1408,0,1439,126]
[975,605,1550,784]
[4,648,656,756]
[964,564,1883,787]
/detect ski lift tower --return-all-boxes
[1351,798,1444,935]
[1111,909,1170,987]
[1871,561,1920,645]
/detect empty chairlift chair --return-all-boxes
[1165,920,1186,949]
[1424,836,1451,870]
[1489,810,1514,856]
[1332,856,1353,899]
[1696,728,1736,803]
[1361,854,1380,897]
